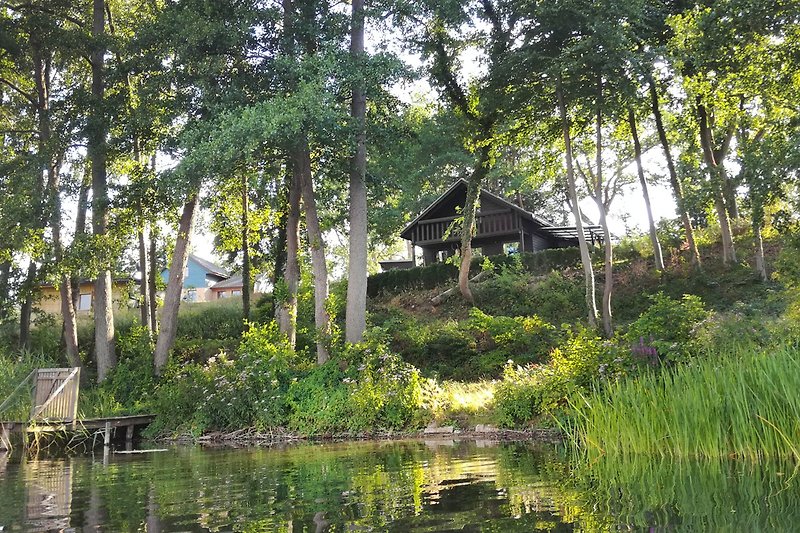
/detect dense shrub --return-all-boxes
[381,309,559,380]
[625,293,709,363]
[467,308,558,369]
[367,248,584,298]
[149,321,295,435]
[84,326,156,416]
[494,327,617,427]
[474,270,584,321]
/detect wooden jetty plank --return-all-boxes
[0,415,155,434]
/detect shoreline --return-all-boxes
[160,426,563,447]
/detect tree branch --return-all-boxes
[0,76,35,104]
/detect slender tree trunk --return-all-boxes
[648,78,700,267]
[241,174,251,323]
[148,224,159,334]
[296,145,330,364]
[346,0,368,343]
[91,0,115,381]
[18,263,37,350]
[133,144,152,335]
[595,80,613,338]
[19,49,49,351]
[557,76,597,328]
[72,167,90,313]
[271,172,289,319]
[154,195,197,375]
[753,220,767,281]
[458,146,491,303]
[628,107,665,271]
[138,222,152,334]
[0,261,10,321]
[277,164,301,348]
[723,177,739,220]
[697,103,736,264]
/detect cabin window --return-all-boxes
[78,293,92,311]
[231,289,241,296]
[186,289,197,302]
[219,291,228,298]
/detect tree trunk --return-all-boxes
[296,145,330,364]
[754,221,767,281]
[154,195,197,375]
[458,146,491,303]
[91,0,115,381]
[277,163,301,348]
[723,176,739,220]
[345,0,368,344]
[19,49,49,351]
[72,167,90,313]
[148,224,159,334]
[697,103,737,264]
[138,223,152,334]
[557,76,597,328]
[595,80,613,338]
[628,107,665,271]
[241,174,252,323]
[0,261,10,321]
[18,263,37,351]
[648,78,700,267]
[133,144,152,335]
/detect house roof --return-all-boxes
[189,254,229,278]
[211,274,243,290]
[399,179,600,242]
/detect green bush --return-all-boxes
[84,326,155,416]
[367,248,584,298]
[467,308,558,367]
[379,309,560,380]
[286,332,423,434]
[494,327,617,427]
[474,270,584,321]
[149,321,295,435]
[625,293,709,364]
[342,336,423,430]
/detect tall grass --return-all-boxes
[569,344,800,460]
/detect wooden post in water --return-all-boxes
[125,425,134,451]
[103,421,111,447]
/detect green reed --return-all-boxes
[569,344,800,461]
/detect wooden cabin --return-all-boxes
[400,179,602,266]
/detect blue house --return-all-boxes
[161,254,230,302]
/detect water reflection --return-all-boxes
[0,441,799,531]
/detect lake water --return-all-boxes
[0,439,798,531]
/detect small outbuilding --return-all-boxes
[400,179,602,266]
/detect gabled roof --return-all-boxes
[211,274,243,290]
[399,178,603,244]
[400,179,555,240]
[188,254,229,278]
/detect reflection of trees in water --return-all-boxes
[10,442,796,531]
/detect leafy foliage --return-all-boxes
[625,293,709,364]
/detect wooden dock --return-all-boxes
[0,415,156,451]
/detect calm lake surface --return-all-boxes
[1,439,798,531]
